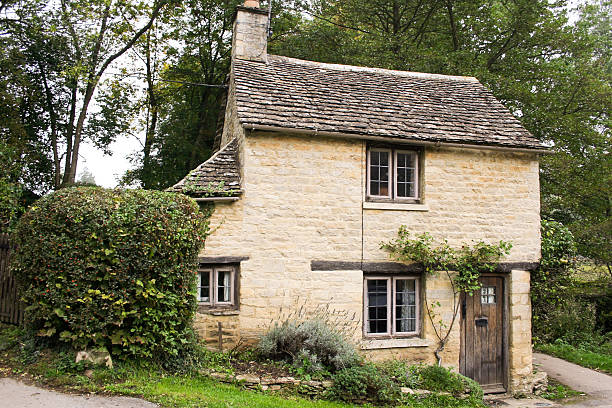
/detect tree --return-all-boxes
[123,0,301,189]
[77,167,97,185]
[1,0,173,190]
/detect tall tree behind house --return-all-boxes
[0,0,171,190]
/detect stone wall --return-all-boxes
[197,132,539,390]
[508,269,533,394]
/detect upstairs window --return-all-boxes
[198,265,237,306]
[367,147,420,201]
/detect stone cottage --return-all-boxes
[169,0,547,394]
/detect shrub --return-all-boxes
[329,363,400,404]
[410,365,483,399]
[257,318,360,373]
[12,187,210,363]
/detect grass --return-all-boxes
[539,379,582,401]
[0,324,483,408]
[536,342,612,374]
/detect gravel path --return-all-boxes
[0,377,157,408]
[533,352,612,407]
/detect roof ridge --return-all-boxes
[266,54,479,82]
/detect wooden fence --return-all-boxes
[0,233,23,325]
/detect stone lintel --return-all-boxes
[199,256,249,264]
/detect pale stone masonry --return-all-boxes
[181,0,545,395]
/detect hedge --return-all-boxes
[12,187,210,360]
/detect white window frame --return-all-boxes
[363,276,420,338]
[198,267,213,304]
[394,150,419,200]
[366,148,392,199]
[197,266,236,306]
[366,147,420,201]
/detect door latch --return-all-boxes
[475,317,488,327]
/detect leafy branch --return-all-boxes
[382,226,511,365]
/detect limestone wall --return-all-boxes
[196,132,539,388]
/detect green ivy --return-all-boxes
[11,187,211,362]
[382,227,511,364]
[382,227,512,294]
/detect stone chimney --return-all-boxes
[232,0,268,63]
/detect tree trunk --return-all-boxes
[142,32,158,189]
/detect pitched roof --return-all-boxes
[233,55,545,150]
[168,138,241,197]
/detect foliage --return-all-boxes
[257,318,360,374]
[382,228,512,294]
[531,220,583,344]
[539,378,582,400]
[537,339,612,374]
[0,0,171,188]
[11,187,210,363]
[328,363,400,405]
[409,365,483,399]
[382,227,511,364]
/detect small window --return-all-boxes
[198,265,237,307]
[364,276,419,337]
[481,286,496,304]
[367,147,420,201]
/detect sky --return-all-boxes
[78,133,141,188]
[77,0,586,188]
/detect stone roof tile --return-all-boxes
[168,138,241,197]
[233,55,545,150]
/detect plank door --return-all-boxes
[460,276,505,392]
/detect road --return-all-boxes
[534,352,612,407]
[0,377,157,408]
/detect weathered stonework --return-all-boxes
[231,6,268,63]
[195,131,539,392]
[508,269,533,394]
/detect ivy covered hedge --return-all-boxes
[12,187,210,360]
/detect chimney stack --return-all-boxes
[232,0,268,63]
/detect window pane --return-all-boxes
[396,152,417,198]
[380,152,388,166]
[371,151,379,165]
[396,279,417,333]
[370,181,379,196]
[369,150,390,197]
[398,183,405,197]
[481,286,496,304]
[367,279,388,334]
[380,182,389,196]
[199,271,210,302]
[217,270,232,302]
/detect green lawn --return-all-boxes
[536,343,612,374]
[106,372,483,408]
[107,373,352,408]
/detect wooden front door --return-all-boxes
[460,275,506,392]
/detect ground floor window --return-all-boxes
[364,276,419,337]
[198,265,237,306]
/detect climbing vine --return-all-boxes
[382,226,512,365]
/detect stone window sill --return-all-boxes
[197,306,240,316]
[360,337,432,350]
[363,202,429,211]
